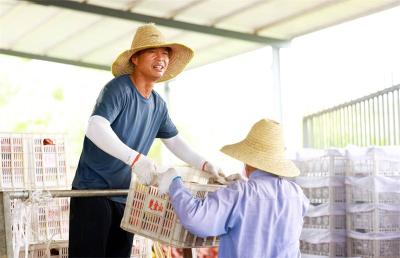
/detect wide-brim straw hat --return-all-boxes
[111,23,194,82]
[221,119,299,177]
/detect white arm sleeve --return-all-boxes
[86,115,138,165]
[161,135,205,170]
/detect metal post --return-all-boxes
[272,47,283,123]
[161,81,171,165]
[0,192,8,257]
[1,192,16,258]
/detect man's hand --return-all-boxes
[157,168,180,195]
[202,161,226,178]
[131,154,158,185]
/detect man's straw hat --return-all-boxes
[221,119,299,177]
[112,23,194,82]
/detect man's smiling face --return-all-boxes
[131,47,171,81]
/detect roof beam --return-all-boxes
[0,48,110,71]
[24,0,288,46]
[255,0,340,33]
[167,0,207,19]
[210,0,268,26]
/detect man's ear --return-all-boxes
[130,55,137,66]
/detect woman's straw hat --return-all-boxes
[221,119,299,177]
[111,23,194,82]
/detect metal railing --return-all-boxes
[303,84,400,148]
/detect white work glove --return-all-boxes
[202,161,226,178]
[131,154,158,185]
[157,168,180,195]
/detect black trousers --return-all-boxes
[68,196,134,258]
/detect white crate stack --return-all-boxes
[0,133,69,190]
[345,146,400,258]
[0,133,71,257]
[18,241,69,258]
[10,197,70,245]
[1,133,152,257]
[295,149,347,257]
[16,236,152,258]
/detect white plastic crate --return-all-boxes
[346,184,400,205]
[345,175,400,205]
[16,236,153,258]
[345,147,400,177]
[131,235,152,258]
[300,240,346,257]
[0,133,69,190]
[347,209,400,233]
[121,178,223,248]
[294,149,346,177]
[18,241,68,258]
[302,186,345,205]
[35,197,70,242]
[347,237,400,258]
[304,214,346,230]
[0,134,27,189]
[28,135,69,189]
[11,197,70,243]
[346,159,400,177]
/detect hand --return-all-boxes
[157,168,179,195]
[131,154,158,185]
[202,161,226,178]
[226,173,244,182]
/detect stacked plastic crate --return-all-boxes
[121,171,222,248]
[295,149,347,258]
[1,133,70,257]
[1,133,156,258]
[0,133,69,190]
[345,146,400,258]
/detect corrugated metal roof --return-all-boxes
[1,0,399,71]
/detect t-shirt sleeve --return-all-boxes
[91,82,125,124]
[157,109,178,139]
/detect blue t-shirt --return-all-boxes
[72,74,178,202]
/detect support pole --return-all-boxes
[272,47,283,123]
[0,192,15,258]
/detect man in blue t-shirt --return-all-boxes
[69,23,224,258]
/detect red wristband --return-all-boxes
[201,161,208,171]
[130,154,141,168]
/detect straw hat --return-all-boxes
[111,23,194,82]
[220,119,299,177]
